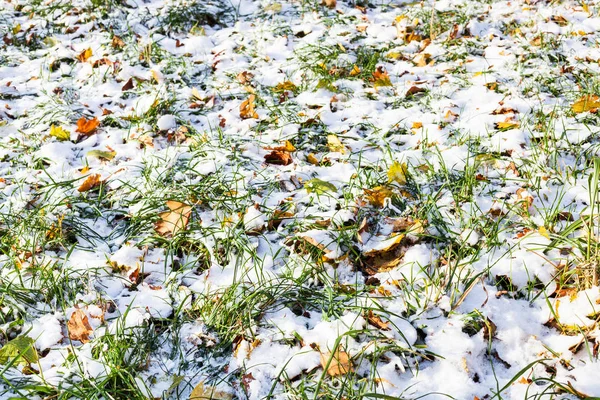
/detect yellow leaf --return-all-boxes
[413,53,431,67]
[320,349,353,376]
[386,52,402,60]
[327,134,346,153]
[191,87,202,100]
[240,94,258,119]
[78,174,101,192]
[77,48,93,62]
[151,69,163,83]
[68,309,93,343]
[189,383,232,400]
[274,81,296,93]
[538,226,550,239]
[307,153,320,165]
[12,23,21,35]
[387,161,407,185]
[411,121,423,129]
[495,120,520,130]
[49,125,70,141]
[572,94,600,113]
[349,64,361,77]
[87,150,116,160]
[155,201,193,237]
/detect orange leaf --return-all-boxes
[240,95,258,119]
[264,150,293,166]
[78,174,101,192]
[76,117,100,135]
[155,201,192,237]
[68,309,93,343]
[322,0,336,8]
[572,94,600,113]
[320,349,353,376]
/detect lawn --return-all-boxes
[0,0,600,398]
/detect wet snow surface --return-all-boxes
[1,0,600,398]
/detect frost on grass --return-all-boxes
[1,0,600,398]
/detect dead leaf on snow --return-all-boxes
[76,116,100,135]
[155,201,193,237]
[372,66,392,88]
[68,309,93,343]
[266,140,296,152]
[322,0,336,8]
[367,310,390,330]
[237,71,254,85]
[189,382,232,400]
[78,174,101,192]
[77,48,93,62]
[364,186,394,208]
[240,94,259,119]
[264,150,293,165]
[572,94,600,114]
[320,349,353,376]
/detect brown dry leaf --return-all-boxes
[76,117,100,135]
[121,77,134,91]
[78,174,101,192]
[406,86,426,97]
[367,310,390,330]
[237,71,254,85]
[264,150,293,166]
[68,309,93,343]
[111,35,125,49]
[322,0,336,8]
[320,349,353,376]
[240,94,259,119]
[155,201,193,237]
[364,186,393,208]
[372,67,392,88]
[189,383,232,400]
[77,48,93,63]
[572,94,600,113]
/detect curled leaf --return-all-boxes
[240,94,258,119]
[77,48,93,62]
[265,150,293,166]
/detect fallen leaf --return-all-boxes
[78,174,101,192]
[326,134,346,153]
[267,140,296,152]
[320,349,353,376]
[77,48,93,62]
[322,0,336,8]
[240,94,258,119]
[87,150,116,160]
[406,86,426,97]
[494,119,520,130]
[76,117,100,135]
[413,53,431,67]
[189,382,232,400]
[411,121,423,129]
[121,77,134,91]
[0,336,38,366]
[49,125,70,141]
[237,71,254,85]
[68,309,93,343]
[364,186,394,207]
[274,81,297,93]
[367,310,390,330]
[387,161,408,185]
[155,200,193,237]
[372,67,392,88]
[111,35,125,49]
[307,153,320,165]
[264,150,293,166]
[304,178,337,194]
[349,64,361,76]
[572,94,600,113]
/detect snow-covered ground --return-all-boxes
[1,0,600,398]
